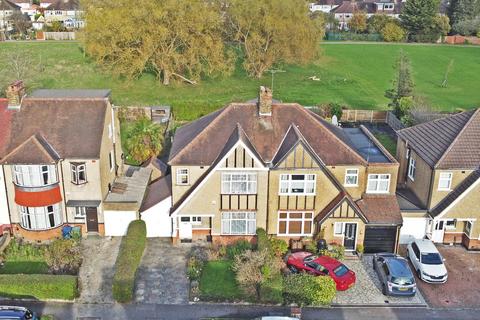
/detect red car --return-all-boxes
[286,251,356,291]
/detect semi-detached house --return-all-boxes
[167,87,402,253]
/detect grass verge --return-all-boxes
[0,274,78,300]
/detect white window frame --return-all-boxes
[74,206,86,219]
[445,219,456,230]
[277,211,314,236]
[334,222,345,236]
[109,150,115,172]
[191,216,202,225]
[344,169,359,187]
[71,163,87,185]
[408,157,416,181]
[19,204,62,230]
[366,174,391,194]
[279,174,316,196]
[13,165,57,187]
[221,212,256,235]
[438,172,453,191]
[465,221,472,237]
[406,148,410,159]
[221,172,257,194]
[176,168,189,185]
[108,123,113,139]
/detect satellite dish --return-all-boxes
[331,115,338,126]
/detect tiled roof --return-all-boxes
[397,109,479,169]
[2,134,60,164]
[315,192,368,223]
[0,93,110,163]
[430,170,480,217]
[169,102,368,166]
[356,195,402,225]
[45,0,79,11]
[140,174,172,212]
[0,0,20,10]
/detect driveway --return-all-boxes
[77,236,122,304]
[134,238,190,304]
[333,256,426,306]
[409,245,480,308]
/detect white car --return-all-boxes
[406,239,448,284]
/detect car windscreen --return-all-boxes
[333,264,349,277]
[391,276,415,285]
[421,252,443,265]
[304,255,318,263]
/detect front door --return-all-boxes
[179,217,193,240]
[431,220,445,243]
[343,223,357,250]
[86,207,99,233]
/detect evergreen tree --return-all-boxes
[449,0,480,30]
[400,0,441,40]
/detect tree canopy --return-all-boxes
[224,0,324,78]
[448,0,480,32]
[81,0,232,85]
[400,0,441,41]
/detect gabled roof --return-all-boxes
[430,170,480,218]
[0,90,110,163]
[0,0,21,10]
[397,109,480,169]
[315,192,368,224]
[356,195,402,225]
[140,174,172,212]
[169,102,368,166]
[45,0,79,11]
[2,133,60,164]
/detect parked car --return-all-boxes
[286,251,356,291]
[372,253,417,297]
[0,306,37,319]
[406,239,448,283]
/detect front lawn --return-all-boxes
[0,274,78,300]
[1,42,479,121]
[0,240,49,274]
[199,260,243,301]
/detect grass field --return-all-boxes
[1,42,479,121]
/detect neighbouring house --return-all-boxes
[396,109,480,249]
[43,0,83,28]
[165,87,401,253]
[308,0,343,13]
[0,85,124,240]
[0,0,21,31]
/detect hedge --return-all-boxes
[112,220,147,302]
[283,273,336,306]
[0,274,78,300]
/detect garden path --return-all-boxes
[134,238,190,304]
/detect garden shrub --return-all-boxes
[329,103,343,120]
[320,244,345,261]
[381,22,405,42]
[283,273,336,306]
[186,256,204,281]
[226,240,252,260]
[2,239,45,261]
[256,228,269,251]
[268,238,288,257]
[45,239,82,275]
[112,220,147,303]
[260,273,284,304]
[0,274,78,300]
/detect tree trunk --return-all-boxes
[163,69,171,86]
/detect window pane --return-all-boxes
[279,212,287,219]
[231,220,246,234]
[222,220,230,234]
[379,180,389,191]
[247,220,256,234]
[304,221,312,234]
[334,222,343,234]
[304,212,312,219]
[289,221,302,234]
[279,221,287,234]
[290,212,303,219]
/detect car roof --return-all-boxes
[385,257,413,277]
[315,255,342,268]
[414,239,439,253]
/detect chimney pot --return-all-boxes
[6,80,25,110]
[258,86,272,116]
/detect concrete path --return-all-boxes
[134,238,190,304]
[77,236,121,304]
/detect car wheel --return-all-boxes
[382,284,388,296]
[288,265,298,273]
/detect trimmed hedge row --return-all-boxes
[112,220,147,302]
[0,274,78,300]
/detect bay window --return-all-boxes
[279,174,316,195]
[71,162,87,185]
[13,165,57,187]
[221,212,256,235]
[221,172,257,194]
[367,174,390,193]
[278,212,313,236]
[19,204,62,230]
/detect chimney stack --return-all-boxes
[6,80,25,110]
[258,86,272,116]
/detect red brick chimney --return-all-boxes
[258,86,272,116]
[5,80,25,109]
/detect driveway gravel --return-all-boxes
[333,256,426,306]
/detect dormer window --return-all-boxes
[71,162,87,185]
[345,169,359,187]
[367,174,390,194]
[279,174,316,195]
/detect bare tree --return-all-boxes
[0,47,42,90]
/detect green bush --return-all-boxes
[381,22,406,42]
[112,220,147,303]
[186,256,204,281]
[256,228,269,251]
[2,239,45,261]
[320,244,345,261]
[330,103,343,120]
[0,274,77,300]
[260,273,284,304]
[226,240,252,260]
[268,238,288,257]
[283,273,336,306]
[45,239,82,275]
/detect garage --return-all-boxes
[399,217,428,244]
[364,226,398,253]
[104,210,137,236]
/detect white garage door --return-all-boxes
[141,197,173,238]
[104,210,137,236]
[400,217,428,244]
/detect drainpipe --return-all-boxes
[59,159,69,224]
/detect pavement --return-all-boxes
[6,301,480,320]
[77,236,122,304]
[409,245,480,308]
[134,238,190,304]
[334,256,426,306]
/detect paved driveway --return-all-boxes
[409,245,480,308]
[333,257,426,306]
[77,236,121,304]
[134,238,190,304]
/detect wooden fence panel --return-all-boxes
[340,109,388,123]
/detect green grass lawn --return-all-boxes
[0,240,49,274]
[0,274,78,300]
[0,261,49,274]
[1,42,479,121]
[199,260,243,301]
[373,133,398,156]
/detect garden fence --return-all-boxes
[341,109,388,123]
[386,111,405,131]
[43,32,76,40]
